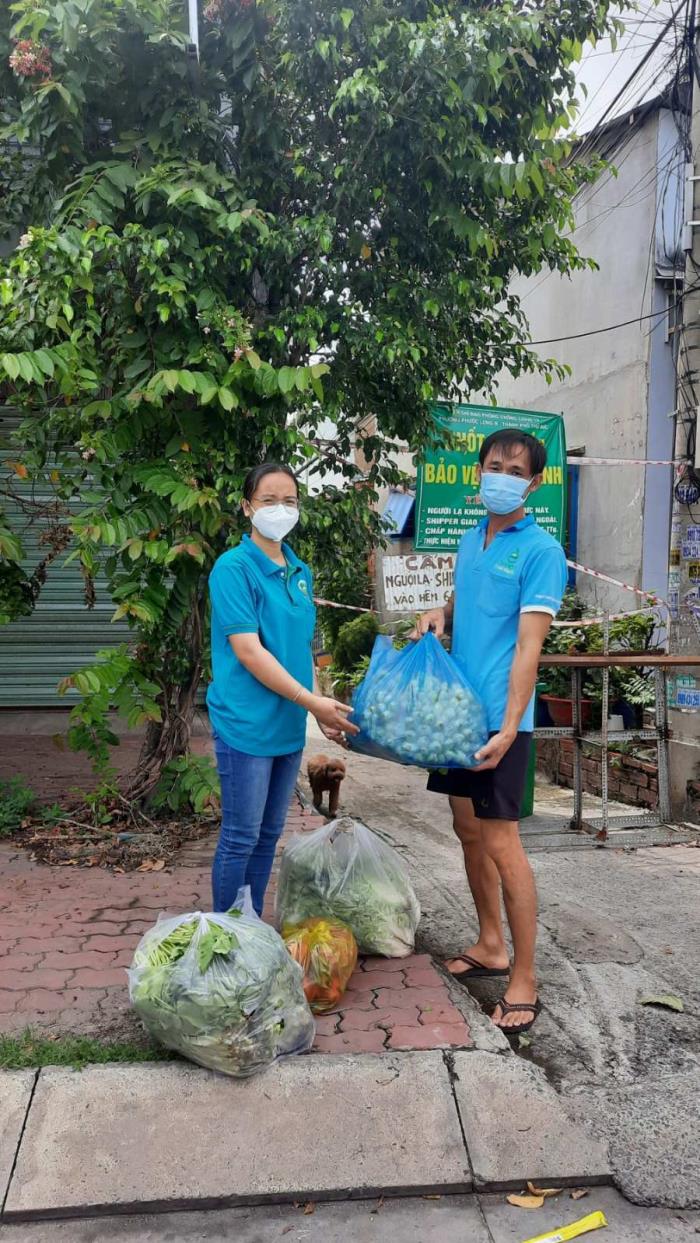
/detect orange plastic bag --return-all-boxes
[282,918,358,1014]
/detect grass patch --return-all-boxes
[0,1029,175,1071]
[0,777,35,838]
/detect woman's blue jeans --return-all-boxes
[212,736,303,916]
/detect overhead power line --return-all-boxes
[575,0,660,129]
[526,282,700,346]
[574,0,689,163]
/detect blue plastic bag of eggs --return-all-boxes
[349,632,488,769]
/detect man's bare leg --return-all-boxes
[481,819,538,1029]
[445,795,509,976]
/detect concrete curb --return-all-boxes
[0,1071,37,1218]
[0,1051,611,1224]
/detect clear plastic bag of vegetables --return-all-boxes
[349,632,488,768]
[276,817,420,958]
[128,888,315,1078]
[282,918,358,1014]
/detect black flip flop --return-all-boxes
[492,996,542,1037]
[447,953,511,983]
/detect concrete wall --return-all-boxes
[371,111,683,615]
[484,111,672,611]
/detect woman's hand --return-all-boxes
[319,723,349,749]
[311,695,360,736]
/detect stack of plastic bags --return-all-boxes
[350,632,488,769]
[128,887,315,1077]
[277,817,421,959]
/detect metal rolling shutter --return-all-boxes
[0,408,127,706]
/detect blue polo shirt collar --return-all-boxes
[478,513,535,535]
[240,533,303,576]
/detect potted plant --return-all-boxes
[611,670,656,729]
[540,594,658,729]
[538,651,595,726]
[540,593,594,727]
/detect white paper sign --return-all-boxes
[382,552,456,613]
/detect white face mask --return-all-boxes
[250,503,299,543]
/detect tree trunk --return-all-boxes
[125,594,206,804]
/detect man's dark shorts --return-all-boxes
[426,732,532,822]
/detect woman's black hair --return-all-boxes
[242,462,299,502]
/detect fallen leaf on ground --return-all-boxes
[638,994,684,1013]
[527,1182,560,1198]
[370,1196,385,1215]
[507,1193,545,1209]
[518,1034,533,1048]
[303,1202,315,1215]
[151,859,166,871]
[422,1195,442,1201]
[571,1188,589,1200]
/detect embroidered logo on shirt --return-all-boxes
[493,547,522,577]
[298,579,308,594]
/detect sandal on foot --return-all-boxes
[492,996,542,1036]
[447,953,511,983]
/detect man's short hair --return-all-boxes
[479,428,547,476]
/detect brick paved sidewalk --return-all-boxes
[1,797,471,1054]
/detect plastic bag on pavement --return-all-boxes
[349,632,488,769]
[283,917,358,1013]
[276,817,420,958]
[128,886,315,1077]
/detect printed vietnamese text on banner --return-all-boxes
[415,403,567,551]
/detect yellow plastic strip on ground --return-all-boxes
[519,1210,608,1243]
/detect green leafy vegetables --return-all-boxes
[128,899,315,1077]
[276,818,421,959]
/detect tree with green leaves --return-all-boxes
[0,0,615,805]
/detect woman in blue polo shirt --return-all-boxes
[207,463,356,915]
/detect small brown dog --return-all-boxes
[307,753,346,817]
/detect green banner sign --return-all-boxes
[415,403,567,552]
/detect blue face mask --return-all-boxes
[479,471,531,516]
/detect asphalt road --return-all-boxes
[302,720,700,1209]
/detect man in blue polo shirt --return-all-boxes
[418,428,567,1036]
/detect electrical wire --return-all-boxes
[575,0,662,131]
[520,140,686,308]
[574,0,689,165]
[520,4,692,319]
[520,31,690,308]
[523,280,700,345]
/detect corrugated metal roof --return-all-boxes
[0,408,128,707]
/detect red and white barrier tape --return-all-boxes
[552,608,661,629]
[316,556,669,618]
[313,597,373,614]
[568,455,679,467]
[565,559,667,609]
